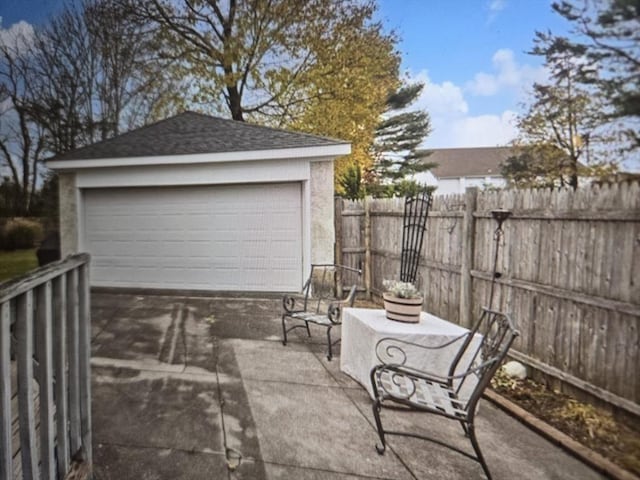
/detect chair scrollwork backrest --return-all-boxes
[302,264,361,322]
[450,308,519,410]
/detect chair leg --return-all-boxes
[326,326,333,361]
[281,315,288,346]
[305,321,311,337]
[459,419,469,437]
[468,423,492,480]
[371,398,387,454]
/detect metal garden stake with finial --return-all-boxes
[488,209,511,310]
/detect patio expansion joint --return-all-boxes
[258,459,414,480]
[240,376,344,390]
[91,306,125,343]
[90,356,229,384]
[95,439,226,458]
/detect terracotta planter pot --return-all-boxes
[382,293,423,323]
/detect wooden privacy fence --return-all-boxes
[0,254,92,480]
[335,182,640,417]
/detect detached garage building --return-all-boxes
[48,111,350,292]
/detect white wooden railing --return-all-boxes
[0,253,92,480]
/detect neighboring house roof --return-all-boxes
[49,111,348,162]
[419,146,514,179]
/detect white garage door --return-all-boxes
[82,183,303,291]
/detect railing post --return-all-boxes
[36,281,56,480]
[0,302,12,480]
[79,262,93,466]
[67,268,82,456]
[460,187,478,328]
[17,291,38,480]
[54,274,71,476]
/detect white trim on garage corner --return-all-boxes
[47,144,351,170]
[302,178,311,284]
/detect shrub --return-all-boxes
[2,218,44,250]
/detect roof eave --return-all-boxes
[47,143,351,170]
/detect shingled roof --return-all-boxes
[420,146,514,178]
[50,111,348,162]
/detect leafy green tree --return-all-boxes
[335,82,434,199]
[284,6,400,190]
[552,0,640,151]
[337,163,365,200]
[128,0,390,123]
[128,0,402,192]
[501,143,571,188]
[517,32,606,188]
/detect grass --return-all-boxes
[0,249,39,283]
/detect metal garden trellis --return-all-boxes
[399,192,432,285]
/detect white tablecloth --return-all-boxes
[340,308,481,400]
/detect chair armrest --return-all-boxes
[282,294,305,314]
[373,357,496,385]
[375,334,469,367]
[326,298,353,324]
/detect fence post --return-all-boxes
[459,187,478,328]
[335,197,343,298]
[364,196,372,300]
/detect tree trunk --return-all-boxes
[569,158,578,189]
[227,85,244,121]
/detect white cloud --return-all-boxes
[489,0,507,13]
[466,49,547,97]
[487,0,507,24]
[443,111,518,147]
[0,20,35,56]
[409,70,468,116]
[407,69,518,149]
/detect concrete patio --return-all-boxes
[89,292,605,480]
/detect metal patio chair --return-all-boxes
[370,308,519,480]
[282,264,362,361]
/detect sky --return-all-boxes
[1,0,636,170]
[375,0,572,150]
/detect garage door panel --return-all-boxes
[83,184,302,291]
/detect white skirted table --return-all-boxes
[340,308,480,400]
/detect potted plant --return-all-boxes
[382,280,423,323]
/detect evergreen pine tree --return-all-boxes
[373,82,435,188]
